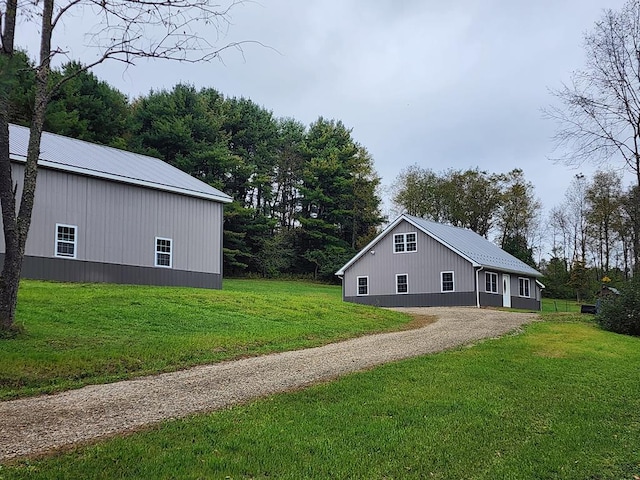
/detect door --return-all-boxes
[502,274,511,307]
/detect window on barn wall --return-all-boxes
[519,278,530,297]
[441,271,454,292]
[55,224,77,259]
[393,232,417,253]
[155,237,173,268]
[357,276,369,296]
[396,274,408,294]
[485,272,498,293]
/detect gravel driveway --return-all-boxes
[0,307,538,461]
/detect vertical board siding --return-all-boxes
[343,220,476,298]
[4,164,223,275]
[342,219,543,310]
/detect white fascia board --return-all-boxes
[401,215,481,268]
[11,154,233,204]
[335,215,407,276]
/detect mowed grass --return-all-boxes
[0,279,411,399]
[2,315,638,479]
[541,297,582,313]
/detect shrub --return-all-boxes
[596,276,640,336]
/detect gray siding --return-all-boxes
[2,163,224,283]
[343,220,476,298]
[342,220,543,310]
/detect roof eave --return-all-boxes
[335,215,407,275]
[478,264,543,277]
[10,154,233,204]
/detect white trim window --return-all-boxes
[441,271,454,292]
[155,237,173,268]
[396,274,409,294]
[357,276,369,296]
[393,232,417,253]
[519,277,530,297]
[485,272,498,294]
[55,224,77,259]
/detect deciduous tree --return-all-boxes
[585,170,623,277]
[495,169,541,262]
[391,165,446,220]
[546,0,640,188]
[0,0,247,332]
[546,0,640,268]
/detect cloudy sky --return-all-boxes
[17,0,634,223]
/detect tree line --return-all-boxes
[7,53,383,281]
[9,52,639,296]
[391,165,541,268]
[544,172,639,300]
[391,165,639,300]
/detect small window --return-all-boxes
[405,233,417,252]
[393,232,417,253]
[55,224,77,259]
[519,278,530,297]
[155,237,173,268]
[441,271,454,292]
[357,276,369,296]
[485,272,498,293]
[394,234,405,253]
[396,274,408,294]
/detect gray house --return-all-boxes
[336,214,544,310]
[0,123,232,288]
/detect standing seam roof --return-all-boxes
[8,123,232,203]
[404,215,542,277]
[336,214,542,277]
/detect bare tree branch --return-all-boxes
[0,0,259,330]
[544,0,640,188]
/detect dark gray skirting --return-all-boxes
[344,292,476,308]
[345,291,541,310]
[1,254,222,289]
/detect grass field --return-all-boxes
[2,314,638,479]
[541,297,582,313]
[0,279,410,399]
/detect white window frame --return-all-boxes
[155,237,173,268]
[54,223,77,259]
[396,273,409,294]
[393,232,417,254]
[356,276,369,296]
[518,277,530,298]
[485,272,498,294]
[441,271,455,293]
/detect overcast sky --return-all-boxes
[17,0,634,227]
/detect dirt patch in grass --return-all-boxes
[397,314,438,330]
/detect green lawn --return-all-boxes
[541,297,582,313]
[0,279,411,399]
[2,315,638,479]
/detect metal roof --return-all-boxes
[336,214,542,277]
[404,215,542,276]
[9,123,232,203]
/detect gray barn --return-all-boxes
[336,214,544,310]
[1,124,232,288]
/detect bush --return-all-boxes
[596,276,640,336]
